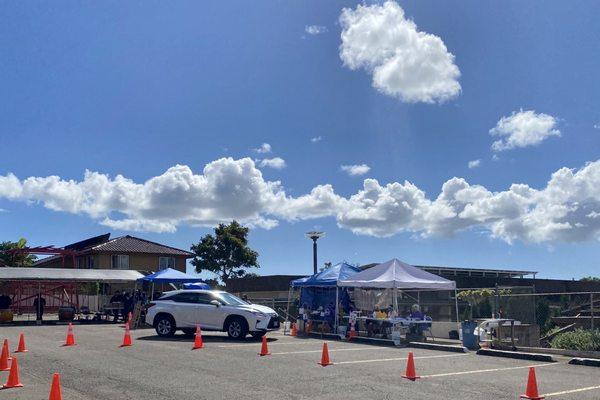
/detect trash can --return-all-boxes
[461,321,479,350]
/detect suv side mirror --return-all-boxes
[210,300,221,307]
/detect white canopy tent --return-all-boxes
[338,259,456,290]
[338,259,459,332]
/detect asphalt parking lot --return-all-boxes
[1,324,600,399]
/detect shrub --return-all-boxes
[550,329,600,351]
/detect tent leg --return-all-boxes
[151,282,154,301]
[454,289,460,333]
[393,287,398,316]
[334,286,339,334]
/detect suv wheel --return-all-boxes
[226,317,248,340]
[154,314,176,337]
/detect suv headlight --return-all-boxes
[249,311,266,317]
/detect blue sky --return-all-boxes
[1,1,600,279]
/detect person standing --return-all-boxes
[33,294,46,321]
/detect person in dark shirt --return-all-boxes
[33,294,46,321]
[110,290,123,303]
[0,294,12,310]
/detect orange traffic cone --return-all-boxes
[2,356,23,389]
[192,325,203,350]
[520,367,544,399]
[120,322,132,347]
[318,342,333,366]
[290,323,297,337]
[258,335,270,356]
[0,340,10,371]
[2,339,12,362]
[63,323,76,347]
[15,333,27,353]
[402,352,420,380]
[348,323,357,341]
[48,373,62,400]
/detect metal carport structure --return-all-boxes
[0,267,144,317]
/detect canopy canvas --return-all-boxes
[291,262,361,287]
[137,268,205,284]
[0,267,144,283]
[338,259,456,290]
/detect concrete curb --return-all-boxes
[476,348,555,362]
[409,342,468,353]
[569,358,600,367]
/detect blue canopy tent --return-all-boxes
[291,262,361,288]
[137,268,207,299]
[287,262,361,332]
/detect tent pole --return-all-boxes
[151,282,154,301]
[393,287,398,316]
[454,288,460,333]
[334,286,339,333]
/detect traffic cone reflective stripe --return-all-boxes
[318,342,333,366]
[48,373,62,400]
[120,322,132,347]
[15,333,27,353]
[192,325,203,350]
[0,340,10,371]
[258,335,270,356]
[520,367,544,399]
[64,324,76,346]
[402,352,420,380]
[2,356,23,389]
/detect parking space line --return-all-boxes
[217,341,331,348]
[421,362,560,378]
[543,385,600,398]
[271,347,373,355]
[336,353,469,365]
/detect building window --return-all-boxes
[159,256,175,270]
[87,256,94,269]
[111,255,129,269]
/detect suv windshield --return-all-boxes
[214,292,248,306]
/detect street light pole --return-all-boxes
[305,231,325,275]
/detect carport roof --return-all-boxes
[0,267,144,283]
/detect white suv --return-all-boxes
[145,289,280,340]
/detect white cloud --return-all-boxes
[490,110,560,151]
[2,158,600,244]
[311,136,322,143]
[253,143,272,154]
[468,159,481,169]
[339,1,461,103]
[305,25,327,35]
[594,123,600,130]
[0,208,6,213]
[258,157,287,169]
[341,164,371,176]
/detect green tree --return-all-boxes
[0,238,37,267]
[457,288,511,319]
[190,221,259,285]
[581,276,600,282]
[536,298,551,332]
